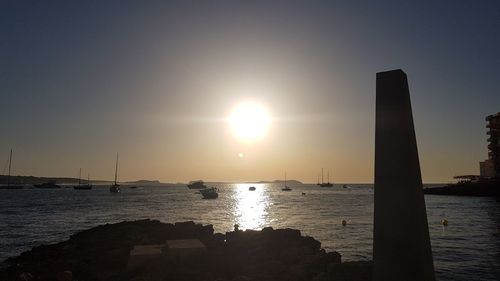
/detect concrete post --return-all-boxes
[373,69,435,281]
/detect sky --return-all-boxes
[0,1,499,183]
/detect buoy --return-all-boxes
[302,192,306,195]
[441,219,448,226]
[342,220,347,226]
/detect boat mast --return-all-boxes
[114,153,119,185]
[88,173,90,185]
[78,168,81,186]
[7,149,12,187]
[285,171,287,187]
[321,168,324,184]
[327,171,330,184]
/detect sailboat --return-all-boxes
[74,168,92,190]
[109,153,120,193]
[281,172,292,191]
[318,168,333,187]
[0,149,23,189]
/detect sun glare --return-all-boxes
[228,102,272,142]
[233,183,269,230]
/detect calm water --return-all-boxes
[1,183,499,281]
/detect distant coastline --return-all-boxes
[0,176,450,187]
[0,176,305,186]
[0,175,167,186]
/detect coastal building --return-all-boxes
[480,112,500,179]
[480,159,495,178]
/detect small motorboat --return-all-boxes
[129,186,138,189]
[343,185,349,189]
[187,180,208,189]
[200,187,218,199]
[74,184,92,190]
[110,184,120,193]
[249,186,256,191]
[34,181,61,189]
[0,185,23,189]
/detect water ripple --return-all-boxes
[0,184,499,281]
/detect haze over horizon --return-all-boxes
[1,1,499,183]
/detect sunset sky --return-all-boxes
[1,1,499,183]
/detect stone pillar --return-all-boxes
[373,69,435,281]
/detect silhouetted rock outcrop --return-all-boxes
[0,220,371,281]
[424,179,500,197]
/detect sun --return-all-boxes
[228,101,272,142]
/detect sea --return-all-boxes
[0,183,499,281]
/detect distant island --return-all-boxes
[200,180,304,185]
[124,180,163,185]
[0,175,89,185]
[258,179,303,185]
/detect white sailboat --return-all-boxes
[318,168,333,187]
[0,149,23,189]
[109,153,120,193]
[74,168,92,190]
[281,171,292,191]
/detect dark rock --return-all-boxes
[213,232,225,241]
[175,221,196,228]
[56,270,72,281]
[202,224,215,237]
[18,272,33,281]
[0,220,369,281]
[424,179,500,197]
[260,260,286,275]
[274,228,301,239]
[326,261,373,281]
[312,272,329,281]
[261,226,273,234]
[326,251,342,264]
[298,245,315,256]
[279,247,300,264]
[232,275,254,281]
[302,236,321,251]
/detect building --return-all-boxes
[479,160,495,178]
[480,112,500,179]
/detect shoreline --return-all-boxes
[424,179,500,197]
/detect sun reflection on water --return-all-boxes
[233,183,270,230]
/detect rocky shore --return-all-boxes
[0,220,371,281]
[424,179,500,197]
